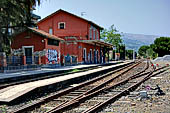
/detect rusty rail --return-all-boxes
[83,66,168,113]
[12,61,139,113]
[45,60,149,113]
[47,61,168,113]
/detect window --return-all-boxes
[49,28,53,35]
[58,22,65,29]
[89,28,92,40]
[48,39,59,46]
[96,30,99,40]
[93,29,95,40]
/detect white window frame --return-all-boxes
[49,28,53,35]
[58,22,65,29]
[22,46,34,56]
[22,46,34,64]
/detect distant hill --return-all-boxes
[121,33,159,52]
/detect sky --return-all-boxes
[34,0,170,36]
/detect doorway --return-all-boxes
[83,48,86,63]
[90,49,92,63]
[23,46,34,64]
[97,50,99,63]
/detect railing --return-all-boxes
[6,56,22,66]
[0,65,41,73]
[65,55,78,66]
[72,56,77,65]
[0,55,41,73]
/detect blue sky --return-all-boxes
[34,0,170,36]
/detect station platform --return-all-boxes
[0,61,122,82]
[0,60,134,103]
[0,64,101,79]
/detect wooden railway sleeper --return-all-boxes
[46,61,150,113]
[83,66,169,113]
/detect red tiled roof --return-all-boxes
[28,27,64,41]
[37,9,104,30]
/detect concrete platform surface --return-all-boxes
[0,61,133,102]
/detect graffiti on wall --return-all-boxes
[47,49,58,63]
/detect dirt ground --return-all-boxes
[109,62,170,113]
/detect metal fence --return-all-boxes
[6,56,22,66]
[64,55,78,66]
[0,56,41,73]
[0,65,41,73]
[72,56,77,65]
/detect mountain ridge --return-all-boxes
[121,33,160,52]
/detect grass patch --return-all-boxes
[70,69,80,72]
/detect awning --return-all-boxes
[78,40,113,49]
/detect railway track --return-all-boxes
[0,65,107,90]
[9,60,145,113]
[96,67,168,113]
[0,61,134,113]
[46,63,167,113]
[44,60,151,113]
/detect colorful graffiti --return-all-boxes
[47,49,58,63]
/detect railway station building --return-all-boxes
[11,9,113,66]
[11,27,64,65]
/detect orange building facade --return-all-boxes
[11,9,112,65]
[37,9,112,64]
[11,27,64,65]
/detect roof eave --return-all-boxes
[37,9,104,30]
[27,27,64,41]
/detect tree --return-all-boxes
[126,50,133,59]
[0,0,41,53]
[146,48,157,59]
[119,44,125,60]
[138,45,150,58]
[138,44,157,59]
[151,37,170,57]
[101,24,122,52]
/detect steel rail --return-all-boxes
[45,60,149,113]
[83,66,168,113]
[12,61,139,113]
